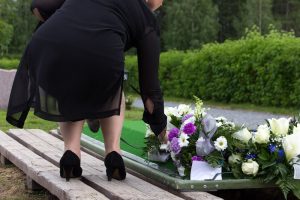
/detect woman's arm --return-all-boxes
[136,28,167,140]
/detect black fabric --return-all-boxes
[30,0,65,20]
[7,0,167,136]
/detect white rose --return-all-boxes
[282,132,300,161]
[232,128,252,143]
[177,104,192,116]
[268,118,290,137]
[228,154,242,165]
[165,107,180,118]
[242,160,259,176]
[253,124,270,144]
[293,124,300,135]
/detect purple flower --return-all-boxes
[168,128,180,141]
[183,123,197,135]
[268,144,276,153]
[245,153,257,160]
[182,114,193,123]
[171,137,181,154]
[277,149,285,162]
[192,156,204,161]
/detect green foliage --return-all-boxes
[0,58,19,69]
[162,0,219,50]
[0,20,13,55]
[0,0,37,54]
[126,28,300,108]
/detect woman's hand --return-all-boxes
[32,8,45,21]
[158,128,168,144]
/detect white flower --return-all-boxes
[253,124,270,144]
[177,104,192,116]
[293,124,300,135]
[228,154,242,165]
[182,116,196,126]
[214,136,228,151]
[215,116,227,121]
[242,160,259,176]
[170,151,177,161]
[268,118,290,137]
[165,107,181,118]
[282,131,300,162]
[178,134,189,147]
[145,126,155,137]
[177,166,185,177]
[216,122,223,127]
[198,137,205,142]
[227,122,236,128]
[232,128,252,143]
[160,143,169,151]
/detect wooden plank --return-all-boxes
[0,130,108,200]
[8,129,186,200]
[50,129,224,200]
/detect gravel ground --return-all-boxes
[133,99,291,130]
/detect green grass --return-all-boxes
[0,110,58,132]
[83,120,147,157]
[0,58,19,70]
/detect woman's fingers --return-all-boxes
[158,128,168,144]
[32,8,45,21]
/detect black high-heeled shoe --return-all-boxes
[104,151,126,181]
[86,119,100,133]
[59,150,82,181]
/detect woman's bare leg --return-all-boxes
[100,93,125,156]
[59,120,84,158]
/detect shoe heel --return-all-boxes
[63,166,73,182]
[59,150,82,182]
[104,151,126,181]
[106,168,113,181]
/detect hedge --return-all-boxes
[125,29,300,107]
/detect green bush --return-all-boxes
[0,58,19,69]
[125,28,300,107]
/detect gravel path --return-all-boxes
[132,99,291,130]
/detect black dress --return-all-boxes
[6,0,167,136]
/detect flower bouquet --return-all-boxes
[144,97,300,199]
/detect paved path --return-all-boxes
[133,99,291,130]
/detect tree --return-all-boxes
[272,0,300,36]
[0,19,13,55]
[237,0,280,36]
[0,0,37,55]
[162,0,219,50]
[213,0,247,42]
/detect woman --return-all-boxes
[6,0,167,181]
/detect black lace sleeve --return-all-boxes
[136,28,167,136]
[30,0,65,20]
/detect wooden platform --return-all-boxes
[0,129,222,200]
